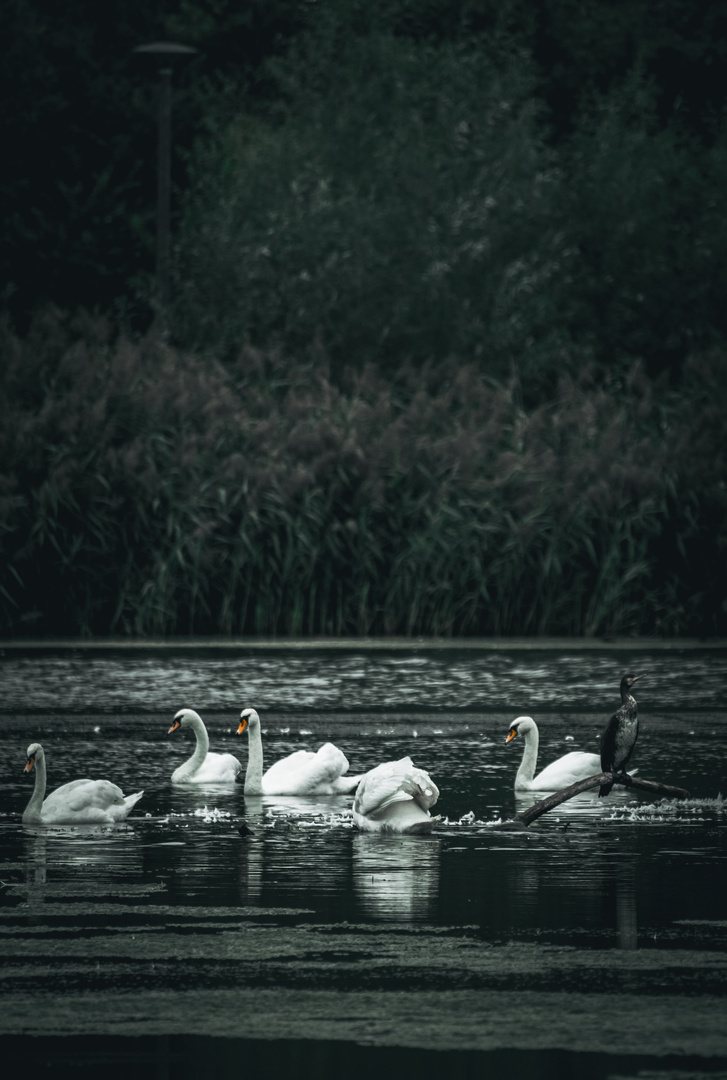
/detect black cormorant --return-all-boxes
[598,674,642,797]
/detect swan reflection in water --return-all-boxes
[507,845,639,949]
[616,861,638,950]
[241,793,355,826]
[22,827,143,893]
[237,793,354,907]
[353,833,441,921]
[237,838,264,904]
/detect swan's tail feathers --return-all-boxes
[353,758,439,822]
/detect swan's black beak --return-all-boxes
[506,729,517,744]
[168,719,181,735]
[237,719,248,735]
[24,756,35,773]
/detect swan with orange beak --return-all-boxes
[22,743,143,825]
[168,709,242,784]
[237,707,363,795]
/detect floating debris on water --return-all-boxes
[296,812,354,829]
[439,811,500,828]
[158,807,233,824]
[606,796,726,823]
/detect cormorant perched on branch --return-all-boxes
[599,674,642,797]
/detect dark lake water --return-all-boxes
[1,642,726,1079]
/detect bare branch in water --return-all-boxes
[512,772,690,828]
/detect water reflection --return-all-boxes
[23,832,47,886]
[352,833,441,921]
[236,837,263,905]
[616,861,638,950]
[22,827,143,897]
[242,793,354,828]
[512,784,638,822]
[4,646,727,713]
[513,788,601,817]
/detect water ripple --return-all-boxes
[1,646,726,714]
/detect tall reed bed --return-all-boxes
[1,311,725,637]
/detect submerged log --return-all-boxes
[512,771,690,828]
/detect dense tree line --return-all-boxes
[173,22,727,392]
[3,1,727,638]
[3,0,305,319]
[4,2,727,355]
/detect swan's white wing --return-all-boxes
[262,743,353,794]
[42,779,125,815]
[40,778,142,823]
[354,757,439,819]
[400,767,439,812]
[530,751,602,791]
[184,752,242,784]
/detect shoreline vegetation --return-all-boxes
[2,313,725,641]
[3,7,727,640]
[1,639,725,651]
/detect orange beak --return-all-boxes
[24,757,35,773]
[505,729,517,743]
[237,719,248,735]
[168,720,181,734]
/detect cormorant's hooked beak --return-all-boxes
[168,719,181,735]
[237,718,248,736]
[24,756,35,773]
[505,728,518,744]
[629,675,643,685]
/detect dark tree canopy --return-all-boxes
[3,0,727,381]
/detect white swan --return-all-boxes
[168,708,242,784]
[506,716,602,791]
[237,708,363,795]
[352,757,440,833]
[22,743,143,825]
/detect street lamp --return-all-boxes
[133,41,197,322]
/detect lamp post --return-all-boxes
[133,42,197,322]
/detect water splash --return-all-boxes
[606,795,726,823]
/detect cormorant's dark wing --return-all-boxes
[600,711,619,772]
[598,709,620,797]
[616,715,639,773]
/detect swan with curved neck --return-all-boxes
[168,709,242,784]
[506,717,602,791]
[22,743,143,825]
[237,708,362,795]
[352,757,440,833]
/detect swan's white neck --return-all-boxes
[515,723,539,784]
[244,720,264,795]
[23,754,47,824]
[179,713,210,778]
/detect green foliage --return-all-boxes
[1,0,307,320]
[173,19,727,389]
[1,310,725,638]
[3,3,727,642]
[562,74,727,378]
[175,29,581,393]
[4,0,727,328]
